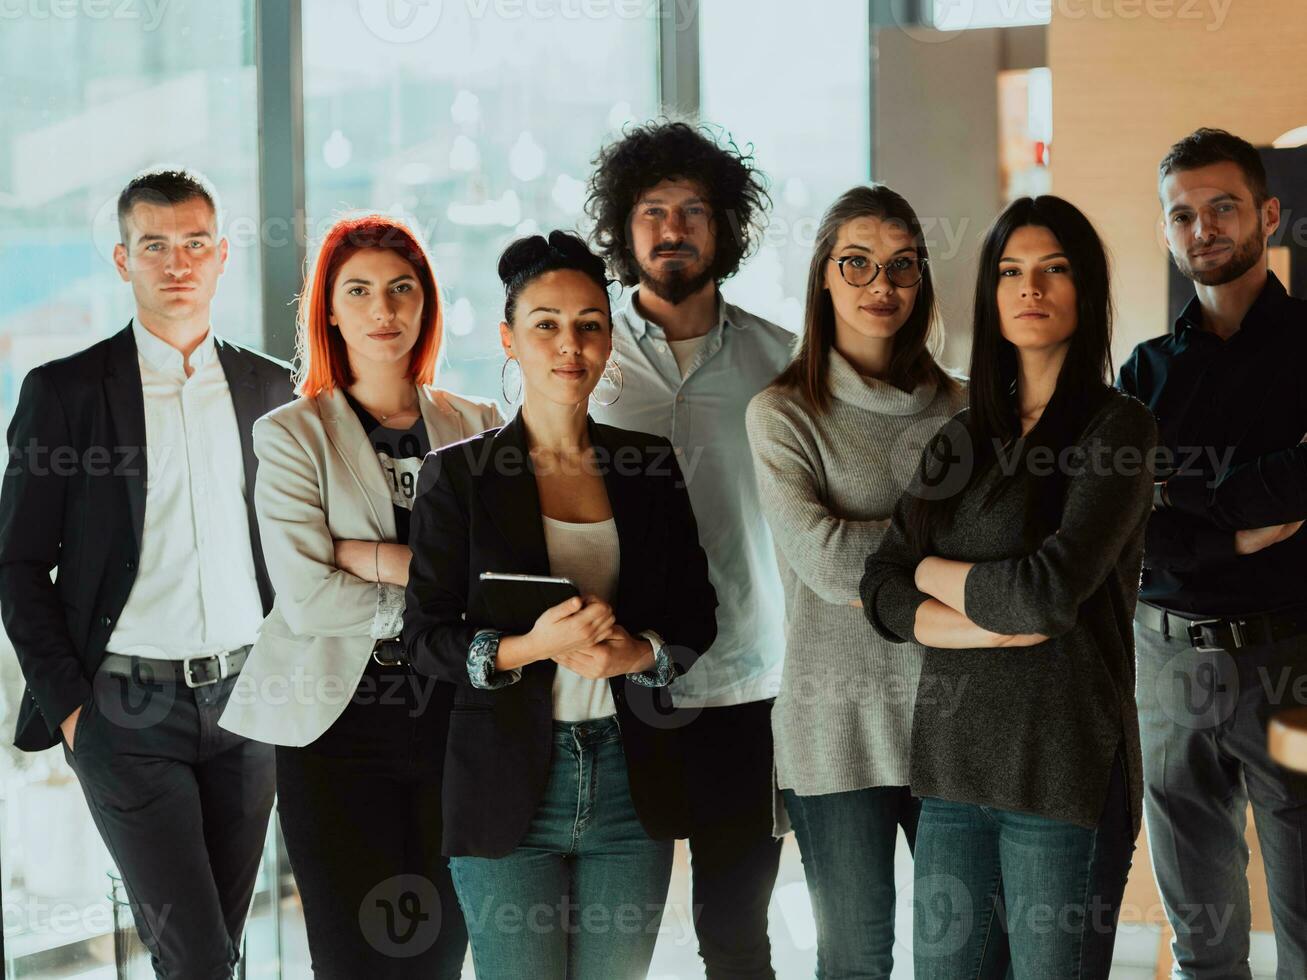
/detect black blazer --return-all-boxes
[403,411,718,858]
[0,323,294,751]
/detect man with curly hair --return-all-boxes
[586,120,794,978]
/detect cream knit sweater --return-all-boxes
[746,348,965,803]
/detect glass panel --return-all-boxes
[301,0,660,404]
[699,0,870,331]
[0,3,267,976]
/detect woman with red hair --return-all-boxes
[221,213,501,977]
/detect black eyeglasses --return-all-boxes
[830,254,927,289]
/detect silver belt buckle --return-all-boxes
[372,639,406,667]
[184,651,229,688]
[1185,617,1248,650]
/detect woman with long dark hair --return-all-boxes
[220,214,503,976]
[745,184,963,977]
[402,231,717,979]
[861,196,1159,978]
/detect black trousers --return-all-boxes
[275,657,467,979]
[63,658,275,980]
[684,698,785,980]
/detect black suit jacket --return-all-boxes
[403,411,718,858]
[0,322,294,750]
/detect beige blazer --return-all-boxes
[218,384,503,747]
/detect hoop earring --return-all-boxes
[592,357,624,407]
[500,356,523,404]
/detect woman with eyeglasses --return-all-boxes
[220,214,503,977]
[402,231,717,979]
[861,196,1159,978]
[744,184,965,977]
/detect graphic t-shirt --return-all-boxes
[344,393,431,544]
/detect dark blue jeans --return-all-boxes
[912,755,1133,980]
[448,715,673,979]
[782,784,919,979]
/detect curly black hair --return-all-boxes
[585,120,771,287]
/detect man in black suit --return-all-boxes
[0,168,293,978]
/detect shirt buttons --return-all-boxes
[656,343,667,354]
[676,394,685,403]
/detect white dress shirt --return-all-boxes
[105,320,263,660]
[591,291,794,708]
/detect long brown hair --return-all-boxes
[774,184,958,413]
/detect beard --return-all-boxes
[637,247,716,306]
[1174,218,1265,287]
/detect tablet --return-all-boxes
[478,572,581,634]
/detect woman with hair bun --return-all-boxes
[220,213,502,977]
[403,230,718,979]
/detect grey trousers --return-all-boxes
[1134,616,1307,980]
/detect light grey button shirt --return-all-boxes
[591,288,795,708]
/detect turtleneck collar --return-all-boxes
[826,346,938,416]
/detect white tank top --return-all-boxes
[542,515,620,722]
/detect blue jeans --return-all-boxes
[912,755,1133,980]
[448,715,673,979]
[1135,620,1307,980]
[782,785,919,979]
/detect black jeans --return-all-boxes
[275,657,467,979]
[63,657,275,980]
[683,698,785,979]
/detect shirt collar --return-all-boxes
[617,286,730,341]
[132,319,217,373]
[1173,271,1290,339]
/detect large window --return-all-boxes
[0,3,871,975]
[301,0,660,403]
[699,0,871,331]
[0,6,275,976]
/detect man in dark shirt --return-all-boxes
[1119,128,1307,979]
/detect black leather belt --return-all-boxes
[99,646,251,688]
[1136,601,1307,651]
